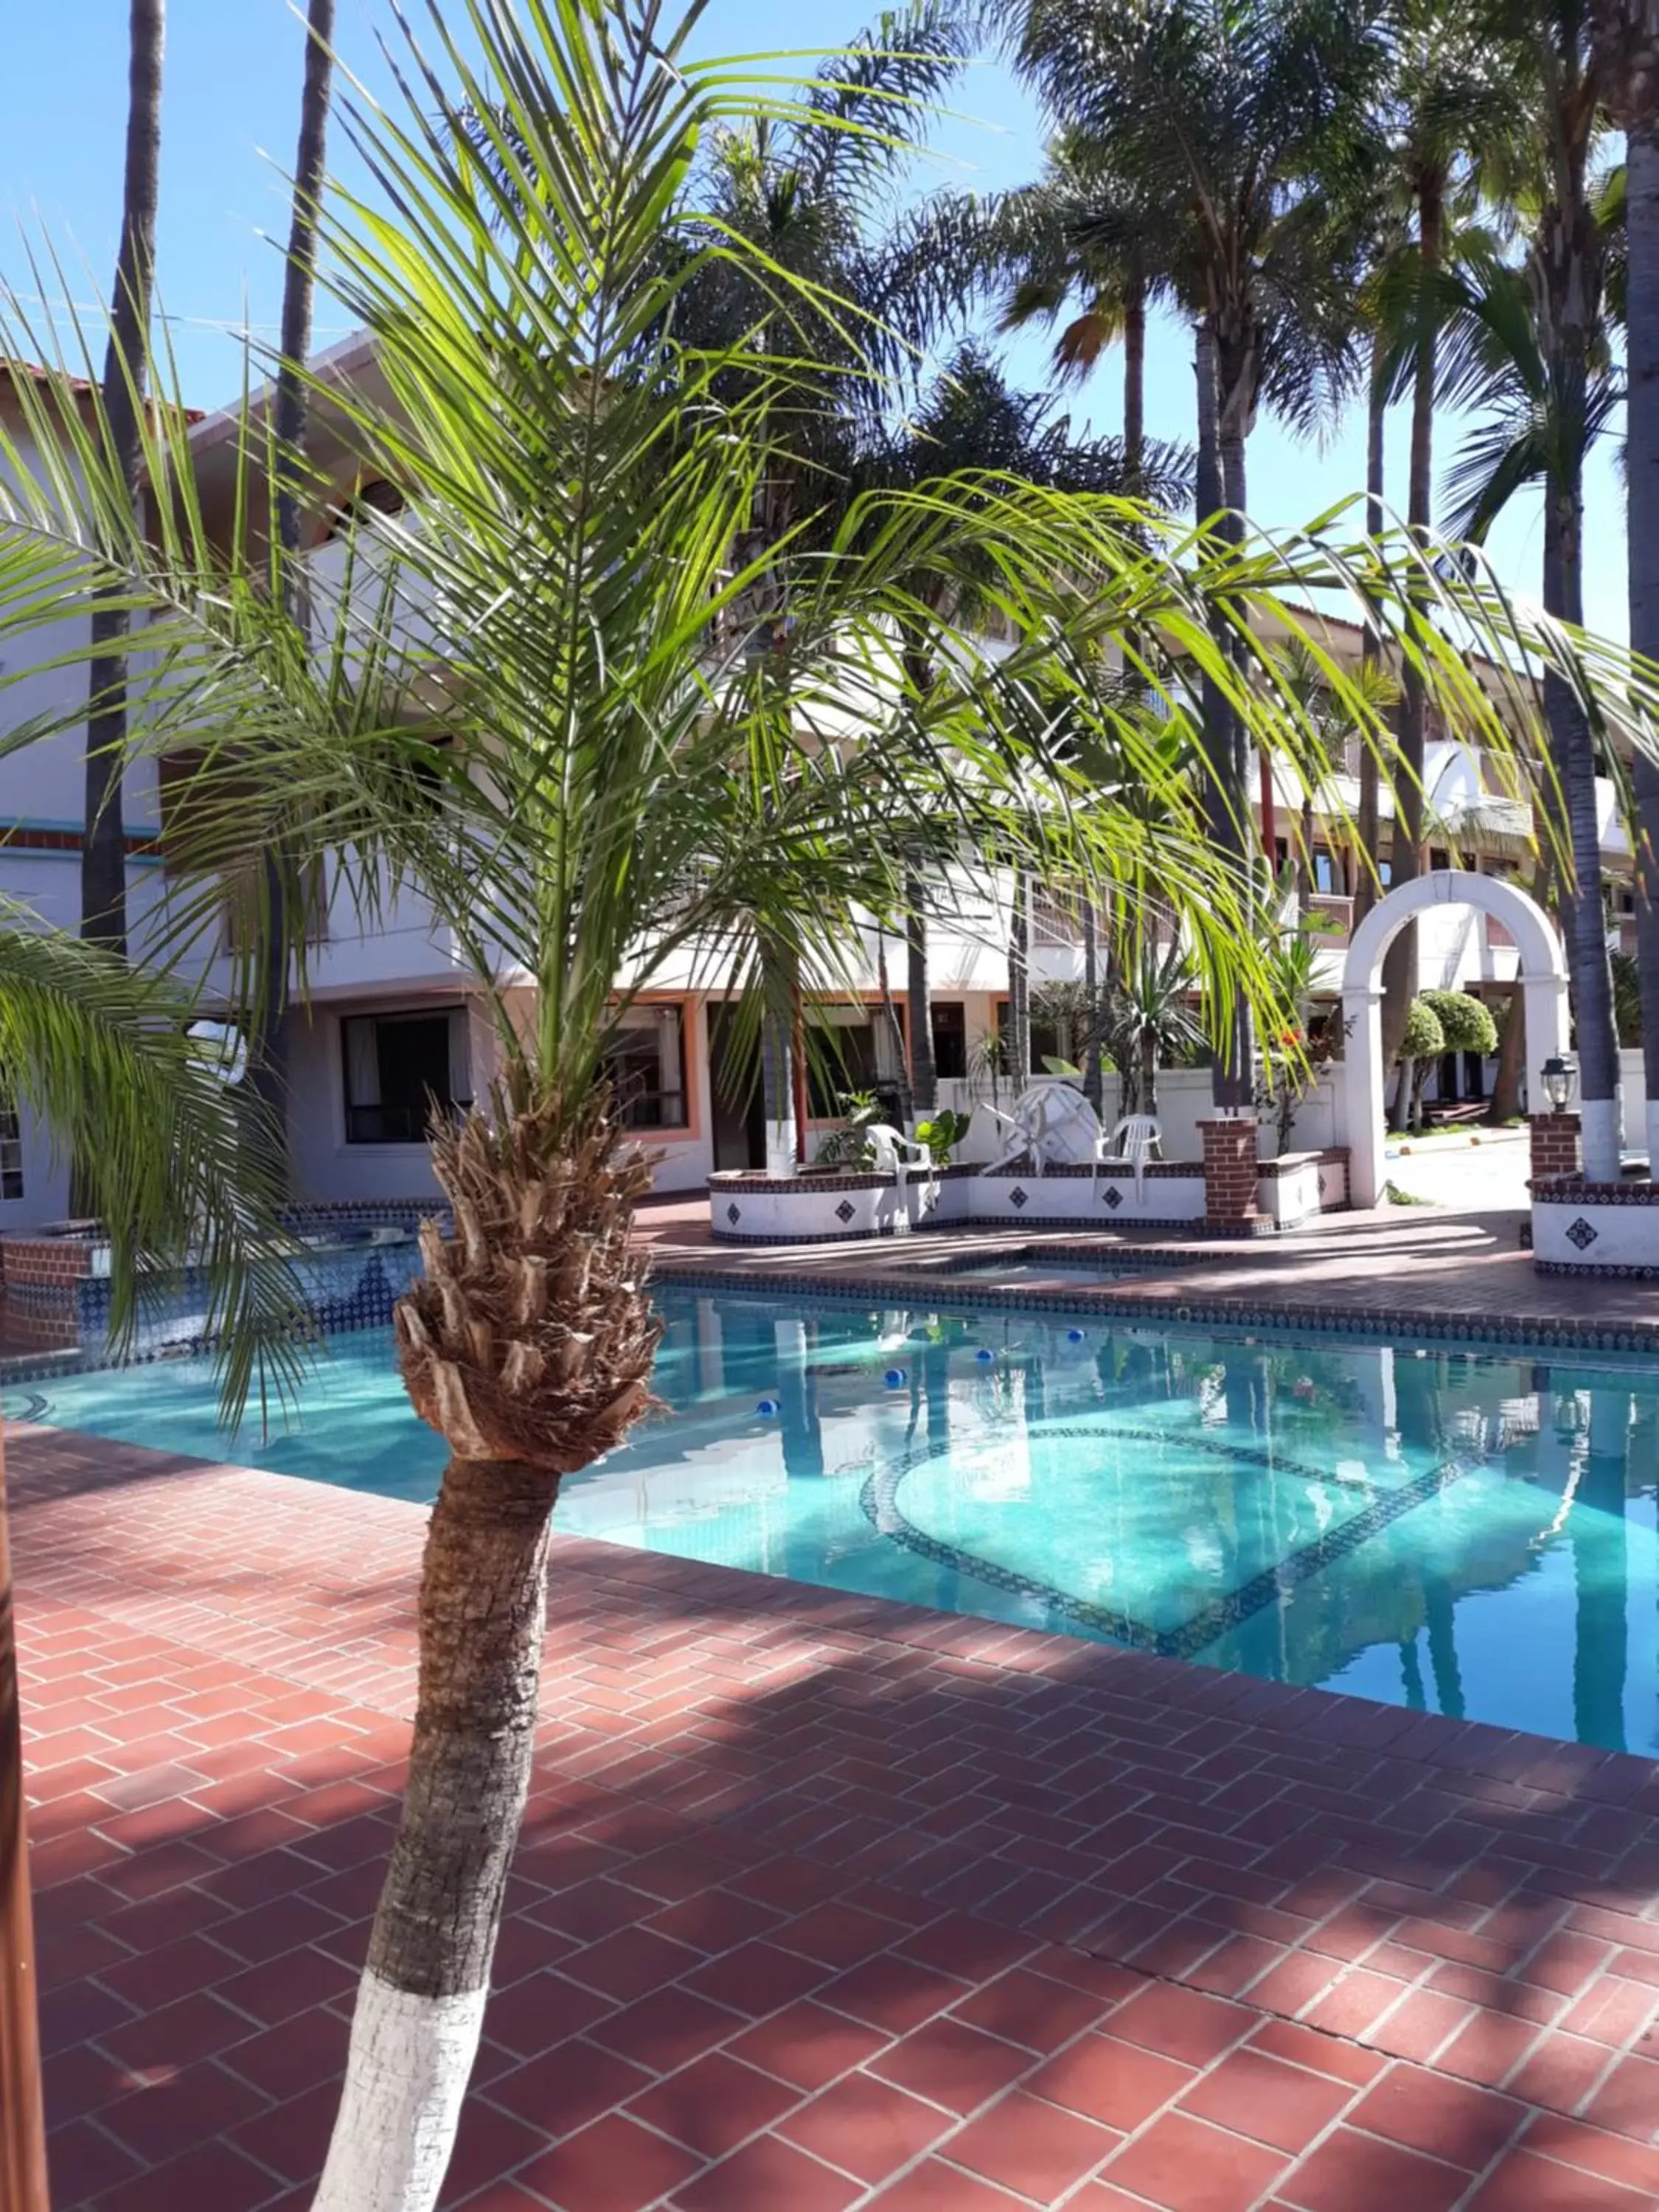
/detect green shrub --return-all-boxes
[1397,997,1446,1062]
[1420,989,1498,1057]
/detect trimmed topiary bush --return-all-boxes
[1397,997,1447,1062]
[1421,989,1498,1057]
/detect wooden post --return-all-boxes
[0,1422,50,2211]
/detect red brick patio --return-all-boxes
[13,1420,1659,2211]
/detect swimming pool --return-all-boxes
[13,1284,1658,1753]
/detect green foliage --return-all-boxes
[914,1109,972,1165]
[1420,988,1498,1055]
[814,1089,884,1167]
[1398,996,1448,1060]
[0,909,309,1425]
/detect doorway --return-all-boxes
[707,1004,765,1171]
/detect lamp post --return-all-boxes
[1541,1054,1579,1115]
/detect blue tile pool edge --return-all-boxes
[650,1259,1659,1366]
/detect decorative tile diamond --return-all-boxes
[1102,1184,1123,1210]
[726,1203,742,1225]
[1565,1215,1599,1251]
[835,1199,856,1224]
[1009,1185,1029,1209]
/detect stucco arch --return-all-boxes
[1340,869,1569,1208]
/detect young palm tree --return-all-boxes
[5,11,1656,2206]
[82,0,164,963]
[1593,0,1659,1169]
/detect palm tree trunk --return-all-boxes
[1543,401,1621,1179]
[1382,166,1444,1082]
[1195,320,1251,1110]
[315,1095,656,2212]
[313,1453,560,2212]
[1008,866,1031,1092]
[81,0,164,972]
[760,981,798,1175]
[0,1427,49,2212]
[1081,896,1103,1110]
[1354,333,1386,927]
[246,0,334,1192]
[1627,120,1659,1170]
[905,867,936,1117]
[72,0,164,1220]
[875,931,913,1124]
[1123,264,1146,491]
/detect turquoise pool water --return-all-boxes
[14,1287,1659,1753]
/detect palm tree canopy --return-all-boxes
[0,0,1656,1116]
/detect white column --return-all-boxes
[1343,981,1386,1208]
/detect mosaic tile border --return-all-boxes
[858,1429,1486,1660]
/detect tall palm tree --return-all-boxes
[664,0,977,1156]
[1371,0,1528,1069]
[1593,0,1659,1171]
[1013,0,1384,1105]
[1439,245,1624,1173]
[991,126,1187,493]
[5,12,1655,2204]
[246,0,336,1166]
[849,345,1189,1117]
[81,0,164,963]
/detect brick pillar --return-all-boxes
[1529,1111,1581,1184]
[1200,1118,1260,1231]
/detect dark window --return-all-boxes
[0,1091,21,1200]
[603,1007,687,1130]
[993,998,1066,1077]
[931,1001,967,1079]
[343,1009,469,1143]
[1430,846,1451,872]
[806,1020,879,1118]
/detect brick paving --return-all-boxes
[12,1416,1659,2211]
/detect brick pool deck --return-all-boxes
[15,1373,1659,2212]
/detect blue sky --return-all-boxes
[0,0,1630,638]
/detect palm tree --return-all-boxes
[1593,0,1659,1170]
[1013,0,1384,1105]
[81,0,164,964]
[1369,0,1529,1068]
[849,345,1189,1119]
[1439,246,1624,1172]
[0,921,311,2212]
[990,125,1189,494]
[246,0,336,1164]
[5,12,1656,2203]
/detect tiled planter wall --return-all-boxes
[1532,1174,1659,1276]
[709,1152,1349,1244]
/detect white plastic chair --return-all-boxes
[867,1122,936,1210]
[1097,1113,1162,1203]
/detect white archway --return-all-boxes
[1340,869,1570,1208]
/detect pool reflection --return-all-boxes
[568,1292,1659,1756]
